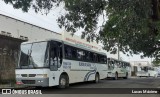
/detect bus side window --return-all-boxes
[90,52,94,61]
[93,53,98,63]
[122,63,124,68]
[111,61,114,68]
[119,62,122,68]
[86,51,90,61]
[124,63,127,68]
[65,45,72,59]
[119,62,121,68]
[118,62,120,67]
[72,47,77,60]
[104,56,107,64]
[115,61,118,68]
[77,49,83,60]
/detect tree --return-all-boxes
[2,0,160,60]
[152,59,160,66]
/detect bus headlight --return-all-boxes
[36,74,48,78]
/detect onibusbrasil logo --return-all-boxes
[1,89,42,94]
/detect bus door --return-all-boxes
[121,63,127,76]
[117,61,123,77]
[50,41,63,71]
[108,60,114,71]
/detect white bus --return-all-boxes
[107,58,131,80]
[16,39,108,88]
[136,66,158,78]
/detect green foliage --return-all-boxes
[152,59,160,66]
[3,0,62,13]
[2,0,160,60]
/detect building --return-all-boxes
[0,14,61,42]
[0,34,25,84]
[0,13,63,84]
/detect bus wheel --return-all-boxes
[58,74,68,88]
[114,73,118,80]
[124,73,128,79]
[94,73,100,83]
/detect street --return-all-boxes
[0,77,160,97]
[69,77,160,88]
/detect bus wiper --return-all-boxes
[27,45,36,69]
[28,50,36,69]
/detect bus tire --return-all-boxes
[124,73,128,79]
[154,74,157,78]
[94,73,100,83]
[58,74,69,89]
[114,72,118,80]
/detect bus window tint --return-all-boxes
[108,60,113,69]
[114,61,117,68]
[93,53,98,62]
[111,61,114,68]
[77,49,84,60]
[85,51,91,61]
[64,44,107,64]
[90,52,94,61]
[72,47,77,60]
[65,45,72,59]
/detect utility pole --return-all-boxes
[118,36,120,60]
[151,55,152,66]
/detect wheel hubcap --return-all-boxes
[60,78,66,86]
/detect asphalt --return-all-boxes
[0,77,160,97]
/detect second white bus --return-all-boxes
[107,58,131,80]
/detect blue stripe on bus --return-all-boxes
[84,71,93,81]
[86,71,96,81]
[84,70,96,81]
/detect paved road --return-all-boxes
[0,77,160,97]
[68,77,160,88]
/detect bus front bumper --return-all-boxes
[16,78,49,87]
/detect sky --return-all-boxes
[0,1,152,63]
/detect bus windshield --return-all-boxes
[18,41,49,68]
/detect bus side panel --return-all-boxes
[63,59,104,83]
[96,63,107,79]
